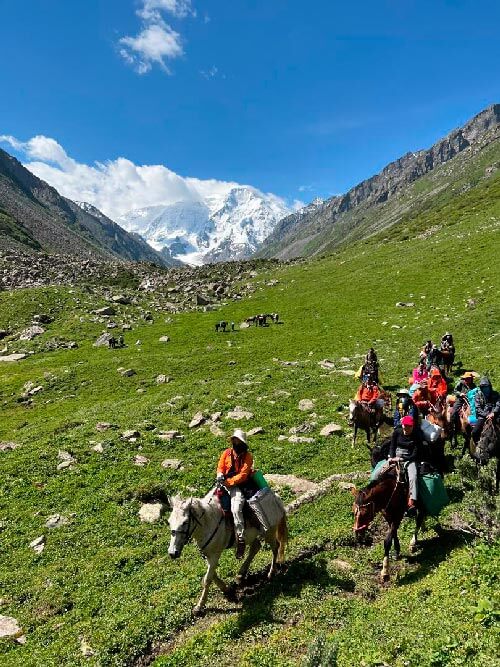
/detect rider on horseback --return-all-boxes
[372,415,423,516]
[217,429,253,559]
[450,372,476,435]
[427,368,448,402]
[355,375,384,415]
[472,377,500,445]
[393,389,419,428]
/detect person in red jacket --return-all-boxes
[217,429,253,558]
[428,368,448,402]
[355,378,385,416]
[412,380,434,416]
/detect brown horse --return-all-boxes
[475,420,500,492]
[440,348,455,375]
[351,466,426,581]
[446,398,472,454]
[348,399,384,447]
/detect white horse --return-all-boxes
[168,490,288,615]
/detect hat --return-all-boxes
[461,372,476,380]
[401,416,414,427]
[396,388,410,396]
[430,368,441,377]
[230,428,247,445]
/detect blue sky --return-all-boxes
[1,0,499,211]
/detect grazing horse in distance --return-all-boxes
[475,420,500,491]
[215,321,228,332]
[348,399,384,446]
[351,466,426,581]
[168,491,288,615]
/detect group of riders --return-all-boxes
[215,332,500,559]
[353,334,500,515]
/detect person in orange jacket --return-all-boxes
[217,429,253,558]
[412,380,434,416]
[428,368,448,402]
[355,378,385,414]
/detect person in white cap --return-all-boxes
[216,429,253,558]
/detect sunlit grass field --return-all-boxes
[0,172,499,666]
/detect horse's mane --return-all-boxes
[356,476,395,504]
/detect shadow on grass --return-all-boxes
[398,526,474,585]
[223,544,355,637]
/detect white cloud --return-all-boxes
[0,133,292,222]
[119,0,195,74]
[200,65,219,79]
[119,23,183,74]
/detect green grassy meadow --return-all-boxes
[0,176,499,666]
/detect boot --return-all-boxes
[405,499,417,518]
[235,536,245,559]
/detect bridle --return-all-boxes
[354,464,405,531]
[171,499,225,552]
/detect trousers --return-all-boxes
[228,486,245,538]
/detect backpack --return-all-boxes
[467,387,480,423]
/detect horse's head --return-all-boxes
[168,496,195,559]
[348,400,358,425]
[351,486,375,538]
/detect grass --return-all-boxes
[0,182,499,665]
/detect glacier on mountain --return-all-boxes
[117,185,292,265]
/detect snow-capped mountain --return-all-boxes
[117,186,291,265]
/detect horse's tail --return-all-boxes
[276,513,288,563]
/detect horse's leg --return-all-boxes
[236,537,261,585]
[266,536,280,580]
[193,554,220,615]
[409,510,425,553]
[381,525,393,581]
[393,530,401,560]
[352,425,358,448]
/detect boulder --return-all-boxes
[161,459,183,470]
[0,615,22,639]
[210,423,225,437]
[139,503,165,523]
[29,535,45,554]
[159,336,170,343]
[158,430,183,441]
[0,354,27,362]
[122,430,140,440]
[320,423,343,436]
[189,412,206,428]
[133,455,150,466]
[119,368,136,377]
[45,514,68,529]
[318,359,335,369]
[94,333,113,347]
[156,374,171,384]
[298,399,315,412]
[95,306,116,316]
[195,294,210,306]
[0,330,8,340]
[288,435,315,444]
[0,441,19,452]
[247,427,265,436]
[396,302,415,307]
[227,406,254,420]
[289,422,316,434]
[112,295,131,305]
[96,422,113,431]
[19,325,45,340]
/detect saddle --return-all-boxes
[214,487,262,532]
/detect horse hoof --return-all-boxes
[235,575,245,587]
[192,606,204,617]
[380,573,390,583]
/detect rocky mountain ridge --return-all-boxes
[257,103,500,258]
[0,149,174,266]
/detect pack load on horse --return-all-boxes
[168,428,287,615]
[354,415,448,580]
[349,375,387,445]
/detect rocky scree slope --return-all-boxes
[0,149,173,266]
[257,103,500,259]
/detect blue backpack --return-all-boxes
[467,387,480,424]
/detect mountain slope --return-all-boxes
[118,186,291,265]
[257,104,500,259]
[0,149,173,265]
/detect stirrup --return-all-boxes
[235,537,245,559]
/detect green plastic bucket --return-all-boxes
[252,470,269,489]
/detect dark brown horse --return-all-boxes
[351,466,426,581]
[348,399,384,446]
[475,420,500,492]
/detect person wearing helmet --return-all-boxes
[217,429,254,558]
[472,377,500,444]
[393,389,419,428]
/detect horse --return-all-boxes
[215,321,227,333]
[446,397,472,454]
[475,420,500,492]
[440,347,455,376]
[348,399,384,447]
[351,465,426,581]
[168,491,288,615]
